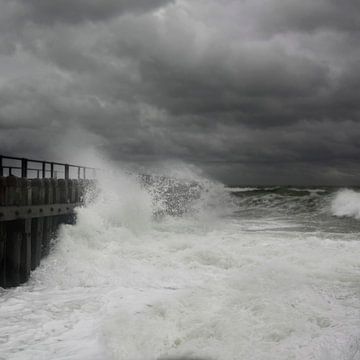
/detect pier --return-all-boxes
[0,155,96,288]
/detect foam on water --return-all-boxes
[1,173,360,360]
[225,187,259,193]
[331,189,360,220]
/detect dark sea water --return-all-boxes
[1,178,360,360]
[228,185,360,233]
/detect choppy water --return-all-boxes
[1,174,360,360]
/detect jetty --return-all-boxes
[0,155,96,288]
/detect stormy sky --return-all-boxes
[1,0,360,185]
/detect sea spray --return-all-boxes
[331,189,360,220]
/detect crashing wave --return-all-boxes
[331,189,360,219]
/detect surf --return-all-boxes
[1,173,360,360]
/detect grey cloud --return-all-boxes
[100,15,330,121]
[4,0,173,25]
[256,0,360,34]
[0,0,360,184]
[136,53,329,118]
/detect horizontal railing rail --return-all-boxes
[0,155,97,179]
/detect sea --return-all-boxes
[1,171,360,360]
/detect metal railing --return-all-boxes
[0,155,97,179]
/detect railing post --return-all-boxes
[77,167,81,179]
[50,163,54,178]
[64,164,69,180]
[0,156,3,177]
[42,162,46,178]
[21,158,28,178]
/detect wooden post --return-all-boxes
[21,178,31,205]
[5,221,22,287]
[64,164,69,180]
[66,180,76,224]
[5,218,31,286]
[78,180,84,203]
[51,179,60,245]
[20,219,31,283]
[6,176,21,206]
[53,179,60,203]
[58,179,68,224]
[0,177,6,287]
[42,179,53,257]
[4,177,22,286]
[0,156,3,177]
[21,158,28,178]
[30,179,44,270]
[58,179,68,203]
[0,176,6,206]
[68,180,76,203]
[42,162,46,178]
[0,222,6,287]
[74,180,80,203]
[50,163,54,178]
[20,179,32,283]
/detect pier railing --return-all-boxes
[0,155,97,179]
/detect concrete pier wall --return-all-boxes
[0,176,92,288]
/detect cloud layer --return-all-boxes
[0,0,359,184]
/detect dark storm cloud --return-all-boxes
[0,0,360,184]
[3,0,174,25]
[255,0,360,34]
[136,52,329,118]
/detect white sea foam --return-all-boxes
[331,189,360,219]
[1,167,360,360]
[289,188,327,195]
[225,187,259,192]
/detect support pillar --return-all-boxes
[0,222,6,287]
[31,179,45,270]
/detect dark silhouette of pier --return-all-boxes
[0,155,96,288]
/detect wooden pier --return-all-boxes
[0,155,95,288]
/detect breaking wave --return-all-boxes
[227,186,331,216]
[331,189,360,220]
